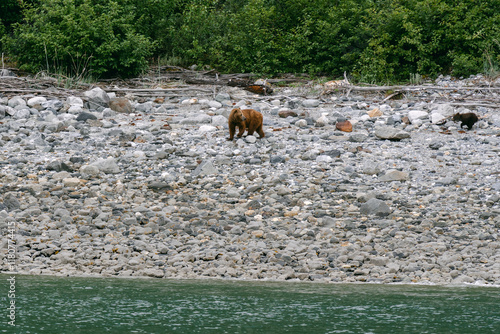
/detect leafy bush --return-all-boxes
[3,0,154,78]
[355,0,500,82]
[1,0,499,82]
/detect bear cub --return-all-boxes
[228,107,265,140]
[452,112,479,130]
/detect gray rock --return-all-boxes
[436,177,457,185]
[360,198,391,216]
[8,96,26,108]
[148,182,172,191]
[315,114,329,127]
[91,157,120,174]
[215,93,231,102]
[284,99,300,109]
[46,160,72,172]
[302,99,321,108]
[3,193,20,211]
[13,109,31,119]
[76,112,98,122]
[41,99,63,111]
[429,141,444,150]
[208,101,222,109]
[135,101,153,113]
[430,112,447,124]
[408,110,428,123]
[80,165,100,176]
[192,159,217,177]
[349,133,368,142]
[3,105,16,116]
[180,114,212,124]
[374,126,410,140]
[270,155,286,164]
[84,87,110,108]
[378,170,409,182]
[211,115,227,126]
[27,97,48,107]
[432,103,455,117]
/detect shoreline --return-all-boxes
[3,272,500,288]
[1,74,499,285]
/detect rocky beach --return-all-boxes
[1,72,499,285]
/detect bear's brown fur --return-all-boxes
[228,108,265,140]
[452,112,479,130]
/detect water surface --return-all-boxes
[2,275,499,333]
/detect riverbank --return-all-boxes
[1,73,499,285]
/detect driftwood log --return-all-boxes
[1,66,499,108]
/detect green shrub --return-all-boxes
[2,0,499,82]
[3,0,154,78]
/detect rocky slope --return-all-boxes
[1,73,499,285]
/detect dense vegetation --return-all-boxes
[1,0,499,82]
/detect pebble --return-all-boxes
[0,77,499,286]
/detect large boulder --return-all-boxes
[360,198,392,217]
[109,97,134,113]
[84,87,110,109]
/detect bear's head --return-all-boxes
[231,108,246,122]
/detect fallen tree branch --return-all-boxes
[344,85,500,92]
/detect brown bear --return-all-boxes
[228,107,265,140]
[452,112,479,130]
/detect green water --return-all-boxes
[1,275,499,334]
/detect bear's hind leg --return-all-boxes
[246,119,258,136]
[256,124,265,138]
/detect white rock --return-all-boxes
[245,135,257,143]
[316,155,333,163]
[27,97,47,107]
[208,101,222,109]
[68,105,84,114]
[408,110,428,123]
[199,125,217,132]
[63,178,82,187]
[80,165,100,176]
[67,96,84,106]
[315,114,329,127]
[430,112,447,124]
[295,119,308,128]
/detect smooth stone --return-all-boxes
[91,157,120,174]
[84,87,110,108]
[109,98,134,113]
[408,110,428,123]
[378,170,409,182]
[374,126,410,140]
[192,159,217,177]
[27,97,48,107]
[360,198,392,217]
[302,99,321,108]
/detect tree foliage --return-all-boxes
[1,0,498,81]
[2,0,154,78]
